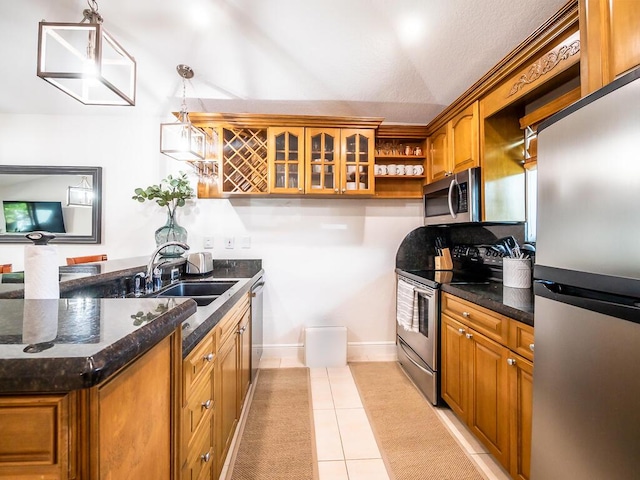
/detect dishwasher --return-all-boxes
[250,277,265,380]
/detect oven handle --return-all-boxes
[399,341,432,374]
[413,286,435,297]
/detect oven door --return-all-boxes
[397,284,438,369]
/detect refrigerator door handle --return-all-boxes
[535,281,640,325]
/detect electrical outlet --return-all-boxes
[239,235,251,249]
[224,236,235,249]
[203,236,214,249]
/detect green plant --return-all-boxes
[132,171,194,218]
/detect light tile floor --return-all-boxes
[229,358,511,480]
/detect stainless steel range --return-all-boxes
[395,238,526,406]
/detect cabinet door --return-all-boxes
[341,129,375,195]
[581,0,640,94]
[268,127,305,194]
[306,128,340,194]
[427,124,448,183]
[467,330,510,469]
[441,315,470,422]
[508,354,533,480]
[216,333,238,470]
[449,102,479,174]
[238,310,251,410]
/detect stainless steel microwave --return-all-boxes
[423,168,481,225]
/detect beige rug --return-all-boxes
[230,368,315,480]
[350,362,484,480]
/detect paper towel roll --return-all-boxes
[22,299,59,344]
[24,244,60,299]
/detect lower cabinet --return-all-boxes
[441,292,534,480]
[181,293,251,480]
[0,331,181,480]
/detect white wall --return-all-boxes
[0,113,423,356]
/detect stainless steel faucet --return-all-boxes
[145,241,190,292]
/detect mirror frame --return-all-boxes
[0,165,102,244]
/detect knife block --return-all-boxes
[435,247,453,271]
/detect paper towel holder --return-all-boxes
[26,231,56,245]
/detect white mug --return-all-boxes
[396,165,406,175]
[413,165,424,175]
[378,165,388,175]
[387,164,396,175]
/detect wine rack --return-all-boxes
[221,127,268,193]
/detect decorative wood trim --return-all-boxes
[427,0,579,133]
[508,39,580,96]
[188,113,384,129]
[376,124,428,139]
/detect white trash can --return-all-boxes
[304,326,347,368]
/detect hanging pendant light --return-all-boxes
[37,0,136,106]
[67,176,93,207]
[160,65,207,161]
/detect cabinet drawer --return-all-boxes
[442,293,509,345]
[217,296,249,349]
[508,320,535,362]
[182,414,214,480]
[183,335,215,401]
[183,373,214,447]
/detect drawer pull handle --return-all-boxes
[458,328,465,334]
[529,343,535,352]
[507,358,517,366]
[462,311,471,318]
[204,353,214,362]
[202,399,212,410]
[465,333,473,339]
[201,452,211,462]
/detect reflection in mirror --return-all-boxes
[0,166,102,244]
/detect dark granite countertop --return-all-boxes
[0,297,196,392]
[0,257,264,392]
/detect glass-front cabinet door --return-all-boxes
[268,127,305,194]
[305,128,340,194]
[341,129,374,195]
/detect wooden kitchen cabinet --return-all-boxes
[580,0,640,95]
[0,394,73,479]
[268,126,305,194]
[180,293,251,480]
[441,292,534,479]
[508,353,533,480]
[305,128,375,195]
[427,102,479,184]
[441,314,510,467]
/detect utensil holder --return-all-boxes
[503,258,532,288]
[435,248,453,270]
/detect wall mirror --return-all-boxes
[0,166,102,244]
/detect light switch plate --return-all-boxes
[224,236,235,249]
[204,236,214,249]
[239,235,251,249]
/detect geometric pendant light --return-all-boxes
[37,0,136,106]
[160,64,207,161]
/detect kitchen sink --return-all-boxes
[154,280,238,306]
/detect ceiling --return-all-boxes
[0,0,569,124]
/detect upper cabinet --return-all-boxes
[580,0,640,95]
[268,127,305,194]
[306,128,375,196]
[427,102,479,184]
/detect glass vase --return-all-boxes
[155,210,188,257]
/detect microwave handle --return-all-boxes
[448,178,458,218]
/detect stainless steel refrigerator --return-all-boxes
[532,67,640,479]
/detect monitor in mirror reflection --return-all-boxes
[0,165,102,244]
